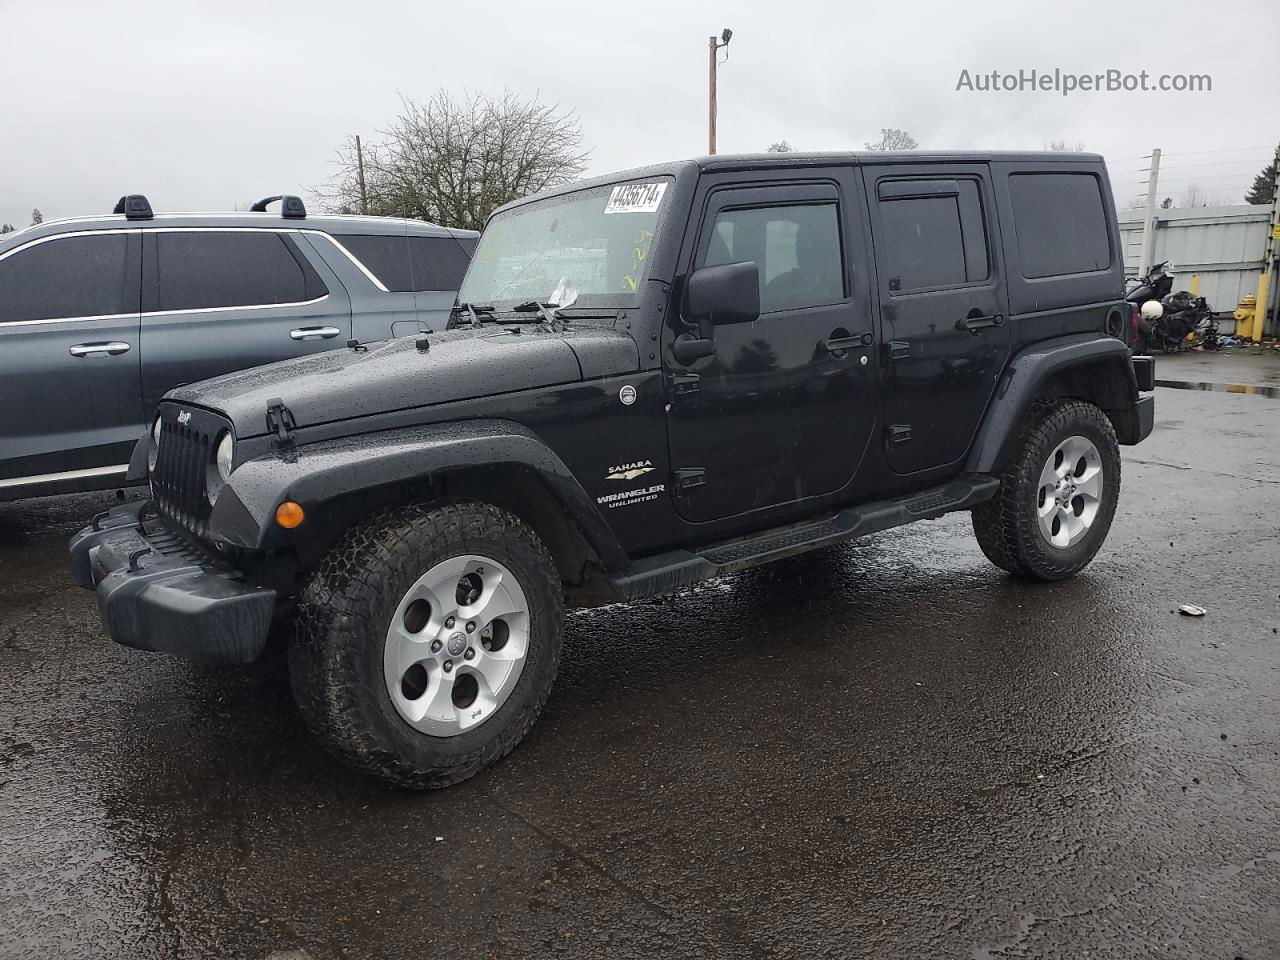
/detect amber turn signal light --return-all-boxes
[275,500,305,529]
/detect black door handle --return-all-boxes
[956,313,1004,333]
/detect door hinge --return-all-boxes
[265,397,297,449]
[675,467,707,491]
[884,425,912,448]
[671,373,701,396]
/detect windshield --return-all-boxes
[457,178,671,307]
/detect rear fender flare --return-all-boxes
[965,334,1139,474]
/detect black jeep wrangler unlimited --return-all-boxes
[71,152,1154,788]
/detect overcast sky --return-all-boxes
[2,0,1276,228]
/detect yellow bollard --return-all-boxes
[1256,273,1271,342]
[1189,274,1200,296]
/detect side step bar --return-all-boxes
[607,475,1000,601]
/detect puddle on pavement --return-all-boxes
[1156,379,1280,400]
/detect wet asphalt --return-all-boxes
[2,368,1279,959]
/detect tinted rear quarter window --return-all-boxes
[156,232,324,311]
[0,234,131,322]
[340,234,471,292]
[1008,173,1111,278]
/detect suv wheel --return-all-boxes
[289,501,563,789]
[971,399,1121,581]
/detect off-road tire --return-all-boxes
[289,501,563,789]
[972,399,1121,581]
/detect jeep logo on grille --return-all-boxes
[176,411,191,426]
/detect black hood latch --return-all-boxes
[265,397,297,449]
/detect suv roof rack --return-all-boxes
[113,195,153,220]
[250,195,306,219]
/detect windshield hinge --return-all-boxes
[675,467,707,492]
[671,373,701,396]
[265,397,297,449]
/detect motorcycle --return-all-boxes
[1124,261,1220,352]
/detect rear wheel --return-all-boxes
[972,400,1121,581]
[289,501,563,789]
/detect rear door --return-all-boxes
[864,164,1009,475]
[0,231,143,492]
[139,229,351,411]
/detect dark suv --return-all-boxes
[70,152,1154,788]
[0,195,476,501]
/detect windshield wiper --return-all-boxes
[511,300,567,332]
[448,302,496,330]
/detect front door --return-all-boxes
[664,177,876,523]
[0,230,143,491]
[864,164,1009,475]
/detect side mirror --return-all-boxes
[685,261,760,329]
[672,261,760,365]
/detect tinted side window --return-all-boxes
[339,234,472,292]
[880,197,965,291]
[156,232,324,311]
[701,203,843,314]
[338,234,413,291]
[0,234,131,322]
[1008,172,1110,278]
[408,237,471,291]
[877,180,990,293]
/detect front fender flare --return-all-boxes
[208,419,629,570]
[965,334,1139,474]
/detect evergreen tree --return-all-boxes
[1245,149,1277,205]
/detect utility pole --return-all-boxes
[1138,147,1161,276]
[355,134,369,216]
[707,28,733,155]
[1254,144,1280,342]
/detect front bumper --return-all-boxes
[69,502,275,664]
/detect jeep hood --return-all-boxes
[167,327,628,438]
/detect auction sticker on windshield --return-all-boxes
[604,182,667,215]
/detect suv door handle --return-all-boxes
[955,313,1004,333]
[822,333,873,355]
[290,326,341,341]
[69,341,131,357]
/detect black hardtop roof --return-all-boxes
[487,150,1107,218]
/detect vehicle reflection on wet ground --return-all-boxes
[2,382,1278,959]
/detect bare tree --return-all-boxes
[1044,139,1086,152]
[766,140,793,153]
[317,91,590,231]
[1179,183,1222,208]
[864,128,917,151]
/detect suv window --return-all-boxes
[878,181,988,293]
[0,234,131,323]
[702,203,844,313]
[156,232,325,311]
[1008,173,1110,278]
[340,234,471,292]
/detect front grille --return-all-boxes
[151,404,229,538]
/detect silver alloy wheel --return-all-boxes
[383,554,530,737]
[1037,434,1104,549]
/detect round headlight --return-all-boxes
[148,418,162,472]
[216,432,235,483]
[206,432,235,504]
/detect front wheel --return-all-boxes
[972,399,1121,581]
[289,501,563,789]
